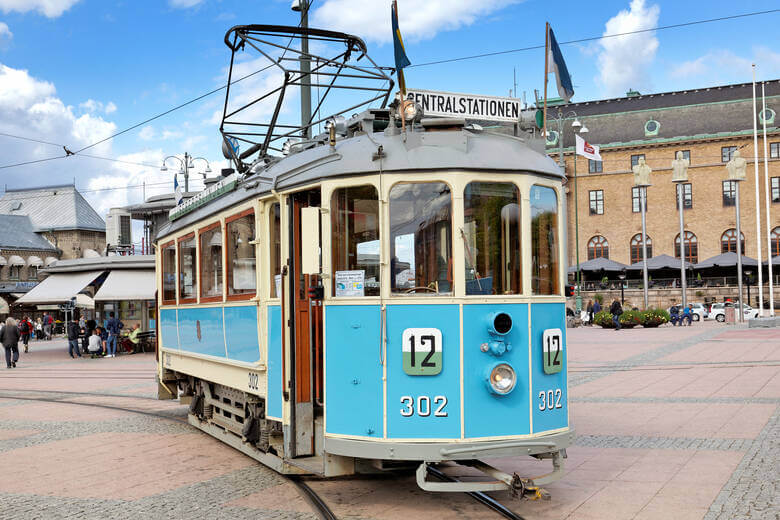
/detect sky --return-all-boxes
[0,0,779,244]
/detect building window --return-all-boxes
[772,177,780,203]
[199,222,223,301]
[587,235,609,260]
[331,185,381,297]
[630,154,645,167]
[390,182,453,295]
[644,120,660,136]
[677,150,691,161]
[28,266,38,280]
[675,231,698,263]
[771,226,780,258]
[588,159,602,173]
[589,190,604,215]
[771,142,779,159]
[721,229,745,254]
[226,209,256,299]
[721,146,738,162]
[178,233,197,303]
[530,185,559,295]
[630,233,652,264]
[675,183,692,210]
[269,203,281,298]
[631,186,648,213]
[161,241,176,304]
[722,180,737,207]
[8,265,20,280]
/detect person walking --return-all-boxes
[105,312,123,358]
[610,298,623,330]
[67,315,82,359]
[18,316,31,353]
[43,313,53,340]
[586,300,594,326]
[1,317,21,368]
[593,299,602,315]
[35,317,43,340]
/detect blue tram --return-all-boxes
[155,25,572,494]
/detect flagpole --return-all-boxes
[751,64,763,314]
[543,22,549,138]
[393,0,406,99]
[762,81,775,316]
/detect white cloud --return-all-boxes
[210,59,292,126]
[669,46,780,84]
[0,0,81,18]
[596,0,660,98]
[168,0,204,8]
[0,22,12,41]
[79,98,117,115]
[104,101,117,114]
[138,125,156,141]
[311,0,521,44]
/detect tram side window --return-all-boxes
[269,203,281,298]
[162,242,176,303]
[199,223,223,300]
[178,234,197,302]
[530,185,560,295]
[227,211,256,298]
[463,182,521,295]
[331,186,380,297]
[390,182,453,295]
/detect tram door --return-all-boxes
[287,190,322,458]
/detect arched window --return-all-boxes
[771,226,780,259]
[675,231,698,263]
[630,233,653,264]
[721,228,745,254]
[587,235,609,260]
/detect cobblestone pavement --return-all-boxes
[0,323,777,519]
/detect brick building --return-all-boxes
[546,80,780,268]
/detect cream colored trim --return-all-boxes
[323,428,571,443]
[161,346,266,370]
[459,303,464,439]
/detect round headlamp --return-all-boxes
[486,363,517,395]
[401,100,423,123]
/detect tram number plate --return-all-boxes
[400,395,448,417]
[248,372,259,391]
[538,389,563,411]
[402,328,442,376]
[542,328,563,374]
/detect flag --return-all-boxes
[547,25,574,103]
[391,0,410,95]
[174,174,183,206]
[576,134,602,161]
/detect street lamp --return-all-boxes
[633,157,652,310]
[671,151,690,311]
[555,109,590,314]
[160,152,211,193]
[726,149,748,322]
[618,268,627,305]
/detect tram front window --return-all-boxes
[162,242,175,303]
[390,182,453,295]
[269,203,281,298]
[530,185,560,295]
[331,186,380,297]
[178,234,197,302]
[227,211,256,297]
[464,182,521,295]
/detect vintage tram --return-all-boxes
[156,25,572,493]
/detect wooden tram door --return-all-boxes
[287,190,323,458]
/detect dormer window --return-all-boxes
[644,119,660,137]
[759,108,775,126]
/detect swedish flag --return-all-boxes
[391,0,410,95]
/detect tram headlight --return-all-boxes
[486,363,517,395]
[401,100,423,123]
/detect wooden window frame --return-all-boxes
[177,232,197,305]
[630,154,645,168]
[772,177,780,204]
[721,146,737,163]
[198,221,224,303]
[588,159,602,173]
[770,142,779,159]
[225,208,257,302]
[589,189,604,215]
[160,240,176,305]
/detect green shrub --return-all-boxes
[594,310,614,327]
[594,293,604,304]
[594,309,642,328]
[641,308,670,327]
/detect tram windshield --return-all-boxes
[162,242,176,303]
[530,185,560,295]
[331,186,380,297]
[463,182,521,295]
[269,203,281,298]
[390,182,453,295]
[178,235,197,301]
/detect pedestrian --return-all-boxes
[43,313,53,340]
[1,317,21,368]
[35,317,43,340]
[18,315,31,353]
[67,315,81,358]
[87,328,103,358]
[586,299,594,326]
[682,304,693,326]
[670,303,680,326]
[610,298,623,330]
[98,326,108,355]
[593,299,602,315]
[105,311,123,358]
[78,315,85,330]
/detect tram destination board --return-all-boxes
[407,89,521,122]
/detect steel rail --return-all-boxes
[289,477,339,520]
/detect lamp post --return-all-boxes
[618,268,626,305]
[555,109,589,314]
[160,152,212,193]
[633,160,652,309]
[726,149,748,322]
[671,152,690,310]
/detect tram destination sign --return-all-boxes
[407,89,521,123]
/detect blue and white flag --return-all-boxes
[174,174,183,206]
[547,25,574,103]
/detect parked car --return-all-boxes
[709,302,760,322]
[667,303,707,322]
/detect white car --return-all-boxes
[667,303,708,322]
[709,302,760,322]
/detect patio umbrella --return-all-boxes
[694,252,759,269]
[763,255,780,266]
[626,253,693,271]
[567,257,628,274]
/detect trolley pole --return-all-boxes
[298,0,312,139]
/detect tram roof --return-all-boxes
[157,127,561,240]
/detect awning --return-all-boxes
[94,270,155,301]
[27,256,43,267]
[15,270,104,305]
[0,256,6,266]
[8,255,25,266]
[44,256,58,267]
[83,249,101,258]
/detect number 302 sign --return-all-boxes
[402,328,442,376]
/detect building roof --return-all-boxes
[43,254,154,274]
[0,184,106,232]
[543,79,780,149]
[0,214,57,252]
